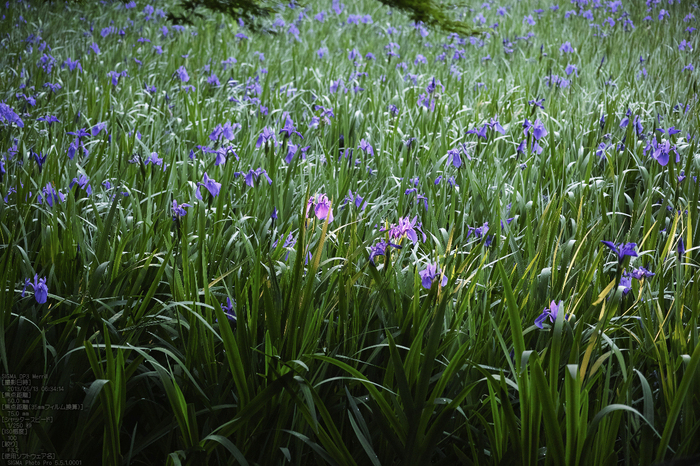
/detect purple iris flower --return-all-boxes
[330,78,345,94]
[22,274,48,304]
[210,124,223,141]
[467,125,488,139]
[426,77,444,95]
[221,57,237,69]
[66,140,80,160]
[565,64,578,76]
[385,216,426,244]
[620,109,632,128]
[69,174,92,194]
[652,140,671,166]
[560,41,574,53]
[221,297,236,321]
[488,117,506,134]
[39,183,65,207]
[175,66,189,82]
[62,58,82,72]
[419,262,448,290]
[107,70,128,86]
[359,139,374,156]
[285,144,298,164]
[369,240,401,266]
[596,142,608,160]
[531,140,543,155]
[601,241,638,264]
[244,168,272,187]
[272,233,297,261]
[516,140,527,155]
[91,121,107,136]
[678,237,685,258]
[172,200,191,220]
[207,74,221,86]
[528,98,545,109]
[629,267,654,280]
[342,190,367,210]
[16,93,36,106]
[448,148,462,168]
[145,152,164,167]
[634,117,644,137]
[306,194,334,222]
[501,218,515,229]
[256,127,276,148]
[532,119,548,140]
[416,193,428,211]
[279,115,303,139]
[44,82,62,93]
[0,102,24,127]
[657,126,681,136]
[32,151,47,172]
[467,222,489,240]
[214,146,237,166]
[620,274,633,295]
[534,300,567,328]
[196,172,221,199]
[545,75,570,88]
[222,121,238,140]
[288,24,300,40]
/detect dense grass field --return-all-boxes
[1,0,699,464]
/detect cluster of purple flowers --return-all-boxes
[369,240,401,266]
[619,267,655,296]
[466,117,506,141]
[416,77,444,112]
[273,233,298,262]
[209,121,240,142]
[0,102,24,127]
[383,216,427,245]
[38,183,66,207]
[516,118,548,156]
[236,168,272,187]
[3,0,696,354]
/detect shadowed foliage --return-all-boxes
[167,0,483,35]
